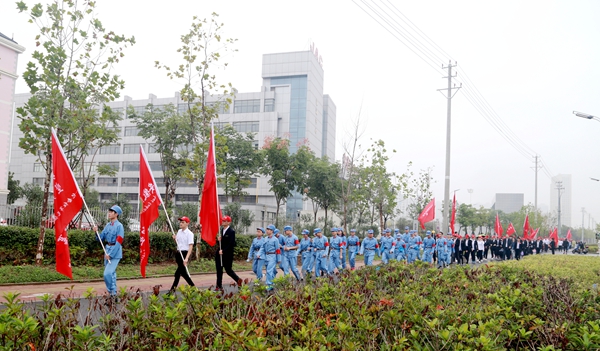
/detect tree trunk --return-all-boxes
[35,152,52,265]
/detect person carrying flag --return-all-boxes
[94,205,124,298]
[168,216,196,294]
[215,215,242,291]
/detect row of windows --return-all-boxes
[214,121,260,134]
[234,99,260,113]
[96,193,257,204]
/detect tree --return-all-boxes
[21,183,44,204]
[7,172,22,205]
[215,125,261,202]
[305,157,342,230]
[403,164,435,225]
[339,114,365,233]
[223,202,254,234]
[456,203,477,234]
[260,137,313,227]
[132,104,191,206]
[16,0,134,264]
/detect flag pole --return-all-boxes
[81,200,110,264]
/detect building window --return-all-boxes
[100,193,114,201]
[178,179,196,187]
[121,177,139,187]
[33,163,42,172]
[214,122,230,130]
[154,177,164,185]
[232,121,259,133]
[176,194,198,202]
[234,99,260,113]
[178,103,188,114]
[98,162,119,172]
[124,127,140,137]
[206,101,229,114]
[98,144,120,155]
[253,140,259,150]
[112,126,121,136]
[98,177,118,187]
[123,144,140,154]
[246,178,258,188]
[148,161,162,172]
[125,193,138,201]
[32,178,45,186]
[109,107,124,118]
[148,143,159,153]
[264,98,275,112]
[122,162,139,172]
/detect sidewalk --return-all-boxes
[0,260,371,303]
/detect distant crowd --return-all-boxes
[246,226,577,291]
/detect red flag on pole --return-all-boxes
[450,194,456,235]
[549,227,559,246]
[530,228,539,240]
[523,214,531,239]
[51,129,83,279]
[199,125,220,246]
[506,223,516,236]
[418,198,435,230]
[566,229,572,241]
[139,146,161,277]
[495,213,503,237]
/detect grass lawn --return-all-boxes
[495,253,600,291]
[0,259,253,284]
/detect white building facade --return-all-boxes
[9,50,336,226]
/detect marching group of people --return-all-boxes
[246,225,575,291]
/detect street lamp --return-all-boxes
[591,178,599,182]
[573,111,600,123]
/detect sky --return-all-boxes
[2,0,600,229]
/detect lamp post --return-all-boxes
[573,111,600,123]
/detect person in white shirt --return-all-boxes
[169,216,196,294]
[476,236,485,262]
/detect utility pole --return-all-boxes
[438,61,461,234]
[556,181,564,238]
[581,207,585,242]
[532,155,541,210]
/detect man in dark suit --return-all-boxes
[215,215,242,291]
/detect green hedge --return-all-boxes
[0,226,254,265]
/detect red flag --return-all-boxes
[450,194,456,235]
[139,146,161,277]
[199,125,221,246]
[51,129,83,279]
[549,227,558,246]
[523,214,531,239]
[418,198,435,230]
[506,223,516,236]
[566,229,572,241]
[495,213,503,237]
[530,228,539,240]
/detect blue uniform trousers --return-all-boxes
[363,249,376,266]
[104,257,120,296]
[252,258,264,280]
[423,248,434,263]
[329,250,342,273]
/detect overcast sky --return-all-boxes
[2,0,600,228]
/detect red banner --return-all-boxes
[506,223,516,236]
[199,125,220,246]
[139,146,161,277]
[523,214,531,240]
[549,227,558,246]
[450,194,456,235]
[566,229,572,241]
[495,213,503,238]
[418,198,435,230]
[51,129,83,279]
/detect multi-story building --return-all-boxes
[9,50,336,226]
[0,32,25,205]
[493,193,524,214]
[550,174,572,228]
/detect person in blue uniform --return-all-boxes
[422,231,436,264]
[282,226,301,280]
[407,230,420,263]
[380,229,396,264]
[395,230,407,262]
[247,227,266,281]
[299,229,313,278]
[312,228,329,277]
[435,232,448,268]
[259,224,281,291]
[338,228,347,269]
[328,227,343,274]
[359,229,379,266]
[346,229,360,270]
[274,229,285,273]
[93,205,124,297]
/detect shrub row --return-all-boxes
[1,262,600,350]
[0,226,254,265]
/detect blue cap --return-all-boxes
[350,228,356,232]
[331,227,337,232]
[404,226,410,230]
[426,230,432,235]
[367,229,374,234]
[314,228,322,234]
[266,224,276,231]
[302,229,309,235]
[284,225,292,231]
[257,227,265,233]
[274,229,280,235]
[409,230,417,234]
[109,205,122,216]
[385,228,391,233]
[394,228,399,233]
